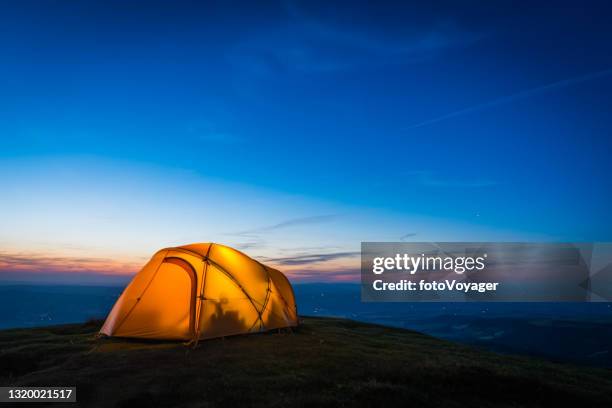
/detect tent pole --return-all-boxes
[193,243,214,347]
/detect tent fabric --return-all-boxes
[100,243,298,341]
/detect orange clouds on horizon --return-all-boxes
[0,251,143,276]
[0,249,361,283]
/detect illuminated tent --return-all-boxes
[100,243,298,341]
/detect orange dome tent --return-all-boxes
[100,243,298,341]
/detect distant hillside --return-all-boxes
[3,284,612,368]
[1,317,611,407]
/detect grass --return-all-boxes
[0,317,611,407]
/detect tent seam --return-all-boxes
[113,249,169,334]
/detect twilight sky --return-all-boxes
[1,1,612,283]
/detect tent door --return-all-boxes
[163,257,198,337]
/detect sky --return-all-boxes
[1,1,612,284]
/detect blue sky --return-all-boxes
[1,1,612,282]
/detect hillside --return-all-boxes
[1,317,611,407]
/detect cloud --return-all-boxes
[231,214,339,236]
[0,251,141,276]
[406,67,612,128]
[233,241,266,250]
[400,233,418,241]
[263,251,359,266]
[285,267,360,283]
[277,245,344,253]
[229,4,482,74]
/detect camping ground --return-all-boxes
[1,317,611,407]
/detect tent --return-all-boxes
[100,243,298,341]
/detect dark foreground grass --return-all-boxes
[0,317,611,407]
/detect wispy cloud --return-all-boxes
[230,4,482,74]
[406,67,612,128]
[277,245,344,253]
[0,251,141,276]
[400,232,418,241]
[285,267,360,283]
[263,251,360,266]
[231,214,339,236]
[233,241,266,251]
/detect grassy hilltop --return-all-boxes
[1,317,611,407]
